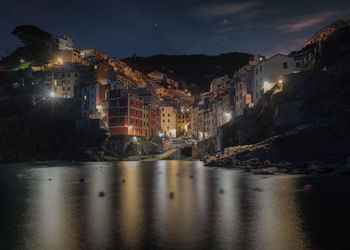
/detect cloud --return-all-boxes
[193,1,261,18]
[277,11,341,32]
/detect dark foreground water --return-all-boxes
[0,161,350,250]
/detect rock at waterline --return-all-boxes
[98,191,105,197]
[122,179,125,183]
[219,188,224,194]
[78,178,85,183]
[169,192,175,199]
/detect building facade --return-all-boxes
[55,35,74,50]
[108,89,143,136]
[253,54,302,104]
[51,70,80,98]
[160,104,177,138]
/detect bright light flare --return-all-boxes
[50,92,56,98]
[263,81,271,90]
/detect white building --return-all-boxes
[253,54,302,104]
[55,35,74,50]
[160,104,177,138]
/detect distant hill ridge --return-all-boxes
[122,52,252,92]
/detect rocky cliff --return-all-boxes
[202,70,350,173]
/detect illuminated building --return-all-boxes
[177,107,191,137]
[80,48,107,65]
[160,102,177,138]
[56,49,81,63]
[94,60,115,85]
[50,70,79,98]
[142,104,149,138]
[305,19,348,46]
[210,76,230,97]
[108,89,143,136]
[253,54,302,104]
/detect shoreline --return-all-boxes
[203,155,350,176]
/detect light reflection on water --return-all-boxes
[0,161,349,250]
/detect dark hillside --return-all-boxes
[122,52,252,91]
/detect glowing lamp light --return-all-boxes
[58,58,63,64]
[20,59,24,63]
[50,92,56,98]
[279,79,283,84]
[263,81,271,90]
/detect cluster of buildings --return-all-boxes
[305,19,348,46]
[190,19,349,141]
[191,54,302,140]
[30,35,194,139]
[26,19,349,142]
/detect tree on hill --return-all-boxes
[0,25,54,69]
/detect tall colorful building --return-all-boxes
[108,89,143,136]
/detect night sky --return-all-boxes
[1,0,349,59]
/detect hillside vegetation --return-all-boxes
[122,52,252,92]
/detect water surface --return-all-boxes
[0,161,349,250]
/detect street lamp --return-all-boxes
[263,81,271,90]
[58,58,63,64]
[50,92,56,98]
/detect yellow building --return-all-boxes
[177,108,191,137]
[160,104,177,138]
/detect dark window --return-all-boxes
[283,62,288,69]
[296,62,300,68]
[260,65,262,72]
